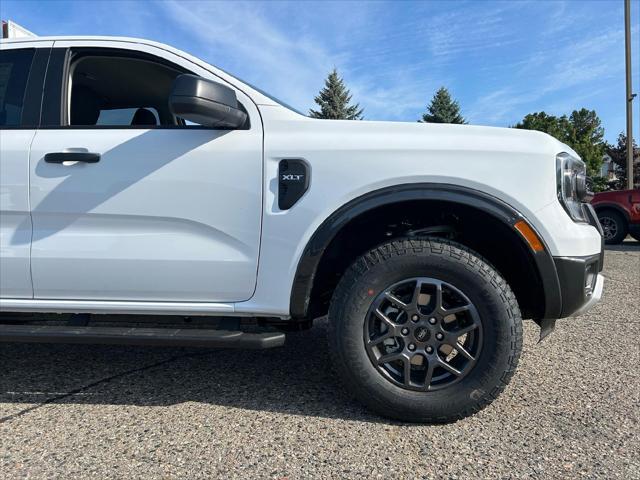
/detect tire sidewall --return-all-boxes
[329,240,520,421]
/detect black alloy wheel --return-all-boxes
[364,277,482,391]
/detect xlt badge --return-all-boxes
[282,174,305,181]
[278,159,310,210]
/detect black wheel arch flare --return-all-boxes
[289,183,563,322]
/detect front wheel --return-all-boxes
[328,238,523,423]
[597,210,627,244]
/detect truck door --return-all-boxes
[28,46,263,303]
[0,43,51,298]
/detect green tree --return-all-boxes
[566,109,605,177]
[419,87,466,124]
[514,108,605,177]
[589,176,610,193]
[309,69,363,120]
[514,112,570,142]
[605,133,640,189]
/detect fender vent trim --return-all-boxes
[278,159,310,210]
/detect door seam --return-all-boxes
[27,45,52,300]
[26,129,38,300]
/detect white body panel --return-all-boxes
[234,106,602,315]
[29,128,262,302]
[0,36,603,318]
[0,130,35,297]
[0,40,54,299]
[22,38,263,302]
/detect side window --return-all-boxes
[0,48,34,127]
[96,107,160,126]
[67,52,193,128]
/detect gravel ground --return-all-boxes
[1,241,638,479]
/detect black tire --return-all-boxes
[328,238,522,423]
[597,210,627,244]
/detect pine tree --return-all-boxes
[309,69,363,120]
[420,87,466,124]
[566,108,606,177]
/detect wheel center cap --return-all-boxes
[414,326,430,342]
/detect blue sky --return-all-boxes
[2,0,639,141]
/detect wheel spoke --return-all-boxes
[411,280,423,307]
[403,356,412,386]
[452,322,480,337]
[384,292,408,309]
[367,331,394,346]
[442,305,470,316]
[453,342,475,361]
[374,308,397,328]
[434,282,443,310]
[423,362,435,390]
[437,358,462,376]
[376,352,403,366]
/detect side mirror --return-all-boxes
[169,74,247,128]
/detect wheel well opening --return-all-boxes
[594,205,628,221]
[304,200,545,320]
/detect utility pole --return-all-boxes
[624,0,635,189]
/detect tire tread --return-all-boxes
[328,237,523,423]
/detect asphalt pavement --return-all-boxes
[1,240,638,479]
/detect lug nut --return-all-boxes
[408,343,416,351]
[429,317,437,325]
[436,333,444,341]
[426,346,433,354]
[401,327,409,335]
[411,314,419,321]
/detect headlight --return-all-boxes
[556,152,591,222]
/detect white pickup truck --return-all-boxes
[0,36,604,422]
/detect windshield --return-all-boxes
[241,80,305,116]
[214,65,305,116]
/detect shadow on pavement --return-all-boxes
[0,319,393,423]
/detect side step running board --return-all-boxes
[0,325,285,349]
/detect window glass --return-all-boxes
[213,64,303,115]
[68,54,183,127]
[0,49,34,126]
[67,51,247,128]
[96,107,160,126]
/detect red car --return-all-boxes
[591,188,640,244]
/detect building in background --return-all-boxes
[600,154,618,181]
[1,20,36,39]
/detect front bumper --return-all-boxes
[552,203,605,318]
[536,203,604,340]
[553,253,603,317]
[571,273,604,317]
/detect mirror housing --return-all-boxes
[169,74,248,128]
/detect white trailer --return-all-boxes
[1,20,36,39]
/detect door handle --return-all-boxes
[44,152,101,164]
